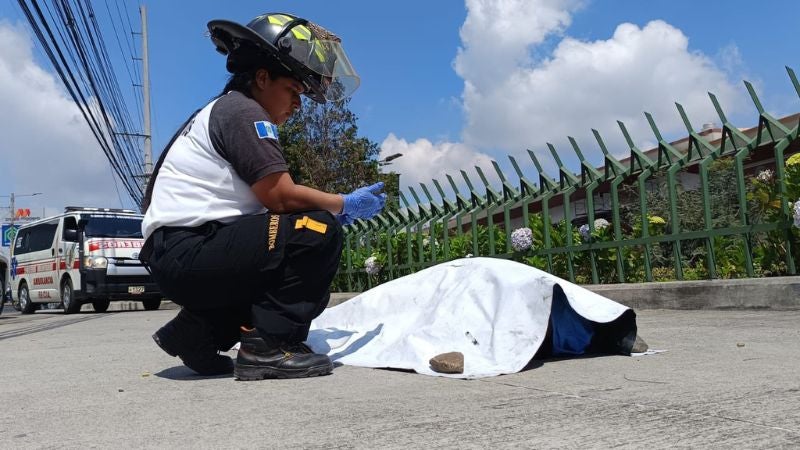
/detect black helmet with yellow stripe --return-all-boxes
[208,13,360,104]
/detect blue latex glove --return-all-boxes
[341,182,387,220]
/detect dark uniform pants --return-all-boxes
[145,210,342,348]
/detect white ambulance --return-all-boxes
[9,206,162,314]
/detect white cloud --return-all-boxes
[384,1,749,198]
[454,0,582,92]
[717,42,744,76]
[379,134,498,201]
[0,22,127,219]
[459,15,745,168]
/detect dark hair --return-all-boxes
[220,48,297,97]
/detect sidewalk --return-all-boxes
[1,308,798,448]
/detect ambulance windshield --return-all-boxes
[81,215,143,239]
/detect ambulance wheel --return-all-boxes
[143,299,161,311]
[92,299,110,313]
[19,282,36,314]
[62,279,81,314]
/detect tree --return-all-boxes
[278,98,400,210]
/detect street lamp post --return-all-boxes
[378,153,403,166]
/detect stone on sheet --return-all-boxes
[429,352,464,374]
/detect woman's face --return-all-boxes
[252,69,304,125]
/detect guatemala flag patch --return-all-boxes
[254,120,279,140]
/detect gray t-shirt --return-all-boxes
[208,90,288,184]
[141,91,288,239]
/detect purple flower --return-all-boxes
[579,224,590,240]
[511,227,533,252]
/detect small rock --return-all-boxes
[429,352,464,374]
[118,388,124,393]
[631,335,649,353]
[736,343,745,348]
[141,372,151,378]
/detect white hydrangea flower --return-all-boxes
[579,224,591,240]
[364,256,381,276]
[794,200,800,228]
[756,169,774,183]
[422,237,438,247]
[510,227,533,252]
[594,218,610,230]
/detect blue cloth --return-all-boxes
[550,286,595,355]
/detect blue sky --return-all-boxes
[0,0,798,215]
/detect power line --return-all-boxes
[16,0,147,207]
[105,0,143,124]
[53,0,140,194]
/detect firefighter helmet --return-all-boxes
[208,13,360,103]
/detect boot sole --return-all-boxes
[154,332,234,376]
[234,362,333,381]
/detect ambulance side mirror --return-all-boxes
[63,229,79,242]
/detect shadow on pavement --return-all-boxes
[154,365,234,381]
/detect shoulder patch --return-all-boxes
[254,121,279,140]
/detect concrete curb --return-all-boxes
[585,276,800,310]
[330,276,800,310]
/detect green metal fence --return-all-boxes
[333,67,800,292]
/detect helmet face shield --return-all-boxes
[302,39,359,102]
[279,27,360,102]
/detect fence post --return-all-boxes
[528,149,559,273]
[646,112,688,280]
[509,155,539,230]
[676,102,719,279]
[710,92,756,277]
[745,79,797,275]
[569,137,602,283]
[619,120,656,281]
[594,129,628,282]
[548,143,579,281]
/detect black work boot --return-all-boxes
[234,328,332,380]
[152,309,234,376]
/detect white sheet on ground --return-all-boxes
[308,257,634,379]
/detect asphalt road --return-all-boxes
[1,305,799,449]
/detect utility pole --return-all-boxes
[9,193,14,227]
[140,5,152,179]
